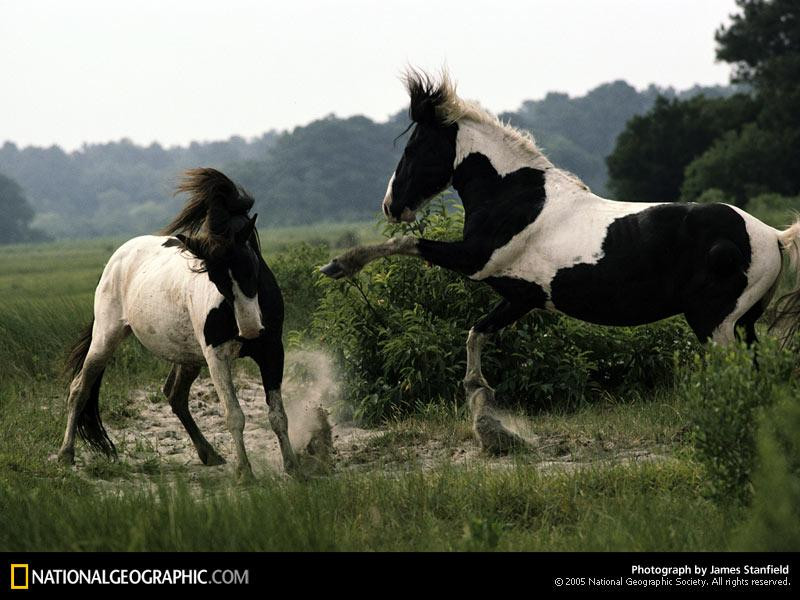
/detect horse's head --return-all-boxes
[383,70,458,223]
[167,169,265,340]
[179,214,264,341]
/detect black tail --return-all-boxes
[64,320,116,458]
[65,320,92,377]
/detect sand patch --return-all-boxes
[82,349,671,483]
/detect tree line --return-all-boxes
[0,80,725,243]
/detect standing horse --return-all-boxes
[321,70,800,454]
[57,168,298,480]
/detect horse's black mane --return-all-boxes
[403,68,449,126]
[161,168,258,258]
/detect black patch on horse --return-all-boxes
[206,263,234,302]
[203,302,238,347]
[484,276,548,309]
[437,152,547,273]
[549,203,751,337]
[203,244,283,349]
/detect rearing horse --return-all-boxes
[57,168,298,480]
[322,70,800,454]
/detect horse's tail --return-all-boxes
[770,219,800,344]
[64,319,116,458]
[65,319,94,379]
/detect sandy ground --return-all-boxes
[90,350,669,483]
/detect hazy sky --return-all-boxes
[2,0,739,151]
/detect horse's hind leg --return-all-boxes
[465,300,536,455]
[164,364,225,466]
[57,318,128,464]
[735,300,765,347]
[204,349,253,481]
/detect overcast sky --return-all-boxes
[1,0,739,151]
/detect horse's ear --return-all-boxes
[176,234,208,260]
[235,214,257,245]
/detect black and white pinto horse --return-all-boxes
[57,169,298,480]
[322,70,800,454]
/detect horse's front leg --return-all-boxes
[204,348,253,481]
[251,333,299,476]
[320,236,420,278]
[321,237,478,278]
[464,300,537,455]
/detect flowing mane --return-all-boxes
[161,168,255,238]
[403,68,554,168]
[403,68,591,188]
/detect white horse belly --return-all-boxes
[126,292,204,364]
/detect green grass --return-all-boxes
[0,219,381,295]
[0,460,734,552]
[0,357,729,551]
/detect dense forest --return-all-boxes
[0,80,730,242]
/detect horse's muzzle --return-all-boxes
[236,328,264,342]
[383,206,417,224]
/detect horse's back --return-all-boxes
[473,178,782,326]
[96,235,211,364]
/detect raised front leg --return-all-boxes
[464,300,538,455]
[164,364,226,466]
[320,236,420,279]
[320,237,482,279]
[204,349,253,481]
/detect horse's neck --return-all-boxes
[452,119,561,222]
[454,119,551,177]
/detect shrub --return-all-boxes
[267,242,330,336]
[313,198,697,423]
[694,188,730,205]
[744,193,800,229]
[682,338,797,505]
[734,394,800,550]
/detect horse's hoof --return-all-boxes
[51,450,74,465]
[200,449,226,466]
[474,414,530,456]
[283,456,304,479]
[236,467,255,484]
[319,260,346,279]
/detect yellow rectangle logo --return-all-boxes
[10,564,29,590]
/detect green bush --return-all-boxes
[683,339,797,505]
[694,188,731,205]
[313,198,697,423]
[267,242,330,336]
[743,193,800,229]
[734,395,800,550]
